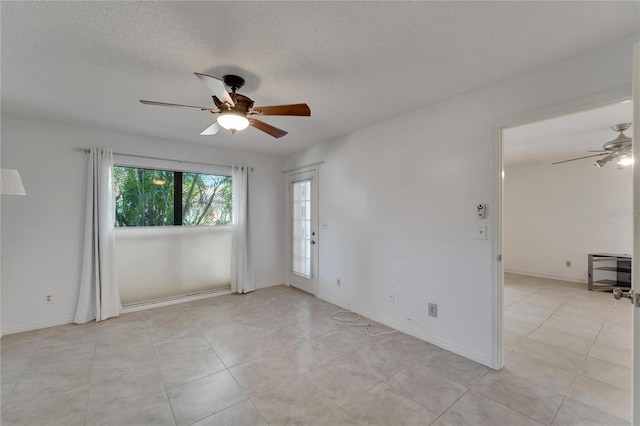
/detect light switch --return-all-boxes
[476,225,487,240]
[321,223,328,230]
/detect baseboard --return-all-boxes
[2,283,283,336]
[316,293,494,369]
[504,269,587,284]
[1,315,75,336]
[122,288,233,314]
[255,281,284,290]
[123,282,285,314]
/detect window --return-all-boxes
[113,166,232,227]
[291,179,311,278]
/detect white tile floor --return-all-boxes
[0,275,632,425]
[504,273,631,425]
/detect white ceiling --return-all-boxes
[1,2,639,157]
[503,100,633,166]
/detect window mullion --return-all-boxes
[174,171,183,225]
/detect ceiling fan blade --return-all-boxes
[587,150,607,153]
[251,103,311,116]
[194,73,235,107]
[200,121,221,136]
[551,153,606,165]
[594,153,617,168]
[249,118,288,138]
[140,100,217,111]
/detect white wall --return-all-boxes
[283,35,637,367]
[1,114,285,334]
[116,227,232,305]
[503,160,633,282]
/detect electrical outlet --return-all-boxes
[387,291,395,303]
[336,278,342,287]
[44,294,53,304]
[565,260,571,267]
[428,302,437,318]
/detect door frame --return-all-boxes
[493,87,632,370]
[631,41,639,423]
[286,166,319,296]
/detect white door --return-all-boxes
[288,169,318,295]
[631,41,639,424]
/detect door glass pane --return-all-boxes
[292,179,312,278]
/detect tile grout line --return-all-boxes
[466,387,546,425]
[558,298,631,423]
[2,329,53,422]
[81,333,98,426]
[177,302,261,425]
[1,334,46,409]
[545,286,602,424]
[506,279,627,425]
[247,399,270,426]
[145,313,179,426]
[505,282,588,425]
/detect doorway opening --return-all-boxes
[499,100,633,422]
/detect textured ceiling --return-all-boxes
[2,2,639,156]
[504,100,633,166]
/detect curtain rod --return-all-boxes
[76,148,253,171]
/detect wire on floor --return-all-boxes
[329,307,398,337]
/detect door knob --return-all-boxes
[613,288,640,307]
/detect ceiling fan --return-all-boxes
[551,123,633,169]
[140,73,310,138]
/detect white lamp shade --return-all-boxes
[217,113,249,131]
[1,169,26,195]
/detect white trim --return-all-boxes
[287,168,319,296]
[122,282,285,313]
[631,41,639,424]
[317,293,494,369]
[1,315,75,336]
[255,281,285,290]
[0,283,287,336]
[282,162,324,174]
[492,122,504,370]
[122,288,231,313]
[504,270,588,285]
[493,88,631,133]
[115,224,232,235]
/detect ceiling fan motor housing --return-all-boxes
[611,123,631,133]
[223,74,245,92]
[603,122,632,152]
[231,94,254,114]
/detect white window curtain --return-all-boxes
[230,165,255,293]
[74,148,121,323]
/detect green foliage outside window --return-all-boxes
[113,166,232,227]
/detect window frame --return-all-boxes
[113,158,232,229]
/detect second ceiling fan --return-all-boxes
[140,73,310,138]
[552,123,633,169]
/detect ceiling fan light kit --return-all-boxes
[617,154,634,167]
[217,112,250,133]
[140,73,310,139]
[551,123,633,169]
